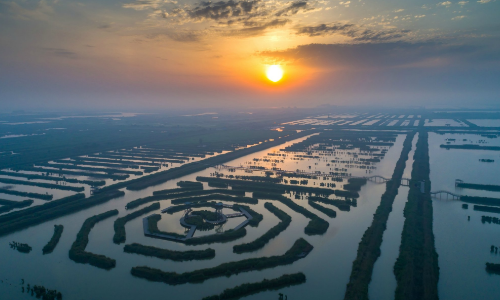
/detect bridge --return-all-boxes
[430,190,461,200]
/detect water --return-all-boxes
[0,134,406,300]
[429,132,500,300]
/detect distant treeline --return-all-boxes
[69,209,118,270]
[474,205,500,214]
[440,144,500,151]
[201,272,306,300]
[0,188,53,200]
[0,177,84,192]
[0,199,33,214]
[0,170,105,186]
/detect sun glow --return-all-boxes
[266,65,284,82]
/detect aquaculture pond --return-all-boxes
[0,133,408,300]
[429,132,500,300]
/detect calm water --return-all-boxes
[429,133,500,300]
[0,134,406,300]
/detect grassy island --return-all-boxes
[42,225,64,254]
[233,202,291,253]
[201,272,306,300]
[113,202,160,244]
[124,243,215,261]
[131,238,313,285]
[69,209,119,270]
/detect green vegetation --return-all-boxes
[42,225,64,254]
[486,263,500,274]
[208,181,228,188]
[474,205,500,214]
[197,176,358,197]
[0,199,33,214]
[0,188,53,200]
[344,132,415,300]
[201,272,306,300]
[69,209,119,270]
[124,243,215,261]
[131,238,312,285]
[191,210,219,221]
[253,192,329,235]
[185,215,215,231]
[308,200,337,218]
[0,190,124,237]
[25,284,62,300]
[147,214,185,238]
[440,144,500,151]
[0,177,84,192]
[126,189,247,209]
[99,131,312,192]
[153,187,198,195]
[481,215,500,225]
[113,202,160,244]
[461,195,500,207]
[343,178,368,192]
[393,131,439,300]
[177,181,204,189]
[185,228,247,245]
[37,162,144,175]
[233,202,291,253]
[456,182,500,192]
[9,241,32,253]
[19,166,129,180]
[170,193,256,205]
[308,196,352,211]
[0,170,105,186]
[233,204,263,227]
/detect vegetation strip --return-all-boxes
[308,200,337,218]
[0,170,105,186]
[461,195,500,207]
[42,225,64,254]
[0,188,53,200]
[233,202,292,253]
[456,182,500,192]
[201,272,306,300]
[124,243,215,261]
[99,130,314,192]
[0,199,33,214]
[0,190,124,237]
[131,238,313,285]
[474,205,500,214]
[126,189,247,209]
[343,132,415,300]
[252,192,329,235]
[393,131,439,300]
[0,177,84,192]
[69,209,119,270]
[113,202,160,244]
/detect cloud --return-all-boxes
[2,0,54,21]
[123,0,177,10]
[458,1,469,5]
[257,42,497,71]
[186,0,260,21]
[43,48,78,59]
[452,15,466,20]
[294,22,410,42]
[222,19,290,36]
[394,9,405,12]
[477,0,491,3]
[438,1,452,6]
[275,1,314,16]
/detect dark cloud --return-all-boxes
[187,0,260,21]
[275,1,312,17]
[223,19,289,36]
[43,48,78,59]
[258,42,496,69]
[295,22,410,42]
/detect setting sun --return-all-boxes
[266,65,284,82]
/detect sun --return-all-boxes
[266,65,284,82]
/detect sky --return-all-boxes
[0,0,499,110]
